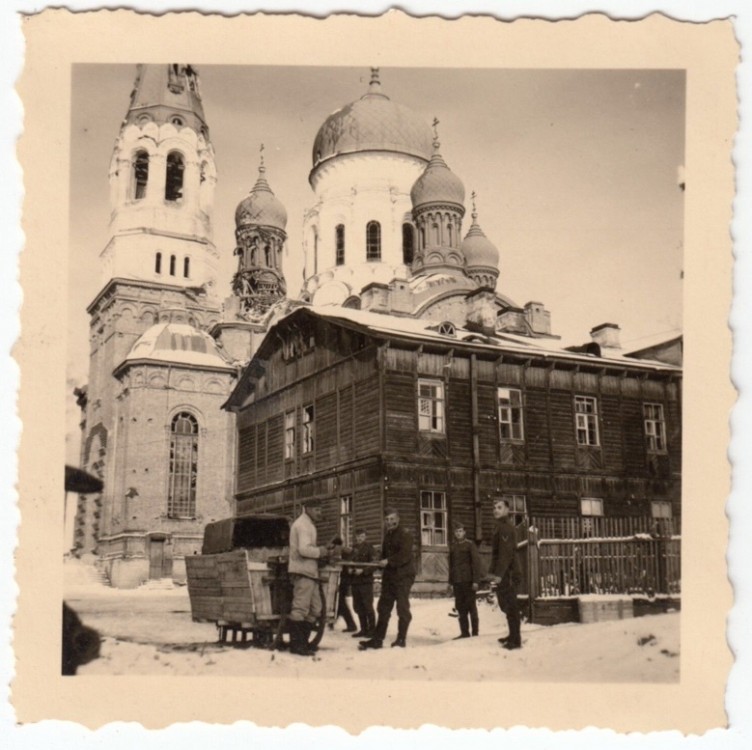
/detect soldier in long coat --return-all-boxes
[488,498,523,649]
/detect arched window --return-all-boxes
[183,257,190,278]
[420,226,426,250]
[402,223,415,265]
[366,221,381,261]
[264,244,271,267]
[169,255,176,276]
[335,224,345,266]
[155,252,162,274]
[168,412,198,518]
[432,222,440,246]
[447,223,454,247]
[165,151,185,202]
[133,150,149,200]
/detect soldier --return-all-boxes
[448,520,481,639]
[348,528,377,637]
[488,498,523,650]
[287,500,329,656]
[359,508,416,650]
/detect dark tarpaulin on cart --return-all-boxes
[201,515,290,554]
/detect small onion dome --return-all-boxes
[410,135,465,210]
[235,161,287,231]
[312,69,433,169]
[462,208,499,270]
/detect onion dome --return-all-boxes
[410,120,465,210]
[312,68,433,169]
[462,197,499,269]
[235,150,287,231]
[124,322,231,369]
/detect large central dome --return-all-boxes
[311,70,433,172]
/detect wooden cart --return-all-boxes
[185,515,341,650]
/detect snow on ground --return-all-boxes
[64,564,679,682]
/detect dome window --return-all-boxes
[132,150,149,200]
[169,254,176,276]
[165,151,185,202]
[155,252,162,274]
[170,115,185,127]
[335,224,345,266]
[402,223,415,265]
[183,257,190,278]
[366,221,381,261]
[438,321,456,337]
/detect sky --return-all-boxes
[67,64,685,457]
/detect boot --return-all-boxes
[351,614,368,638]
[365,612,376,638]
[358,637,383,650]
[391,619,409,648]
[470,612,479,637]
[359,613,387,650]
[288,620,313,656]
[303,621,319,652]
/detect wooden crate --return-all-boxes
[578,597,634,623]
[185,554,222,622]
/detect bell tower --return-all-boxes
[103,64,218,293]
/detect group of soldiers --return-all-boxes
[286,497,523,657]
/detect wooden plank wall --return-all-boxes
[233,320,681,574]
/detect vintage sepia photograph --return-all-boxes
[11,9,738,734]
[62,62,685,681]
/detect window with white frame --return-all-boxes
[651,501,672,519]
[498,387,524,440]
[580,497,604,516]
[643,403,667,453]
[574,395,600,446]
[420,490,448,546]
[340,495,353,547]
[418,379,445,433]
[302,404,315,454]
[284,411,296,460]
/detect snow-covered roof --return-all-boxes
[303,305,681,372]
[122,322,233,370]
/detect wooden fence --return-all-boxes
[522,518,681,599]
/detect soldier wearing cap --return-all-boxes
[448,520,481,639]
[359,507,415,650]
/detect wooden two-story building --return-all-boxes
[223,305,682,585]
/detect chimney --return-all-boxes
[590,322,621,349]
[524,301,551,335]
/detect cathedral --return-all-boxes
[75,64,682,588]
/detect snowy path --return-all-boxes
[65,582,679,682]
